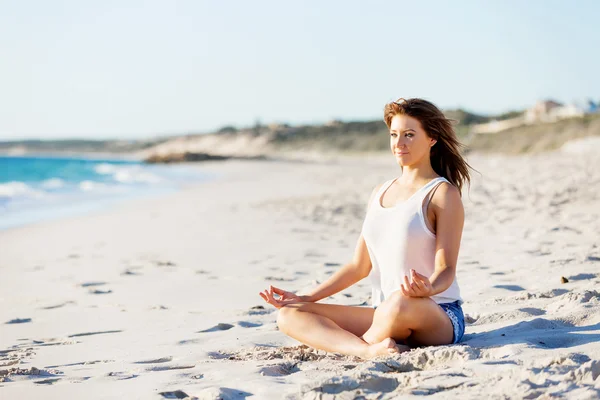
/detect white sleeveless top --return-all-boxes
[362,177,463,307]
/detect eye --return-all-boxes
[405,133,414,138]
[390,132,397,137]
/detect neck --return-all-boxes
[398,159,438,185]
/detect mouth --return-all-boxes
[395,152,409,155]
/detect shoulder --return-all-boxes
[371,182,385,195]
[369,178,394,198]
[431,180,463,211]
[365,180,388,211]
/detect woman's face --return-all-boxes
[389,114,436,167]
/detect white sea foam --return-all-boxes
[41,178,65,189]
[94,163,161,184]
[0,182,44,199]
[79,181,105,191]
[94,163,117,175]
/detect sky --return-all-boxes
[0,0,599,140]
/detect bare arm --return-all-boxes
[428,183,464,295]
[299,184,383,302]
[401,182,464,298]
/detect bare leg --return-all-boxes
[361,291,454,347]
[277,303,409,359]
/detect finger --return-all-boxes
[403,275,412,292]
[261,291,276,306]
[265,291,282,307]
[410,281,423,294]
[411,275,424,291]
[271,286,286,295]
[410,269,423,283]
[401,284,410,297]
[413,270,429,281]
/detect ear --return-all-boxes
[430,139,437,147]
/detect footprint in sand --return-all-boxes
[146,364,195,372]
[518,307,546,316]
[154,261,177,267]
[45,360,114,368]
[31,339,78,347]
[40,301,75,310]
[106,371,137,380]
[324,262,341,267]
[237,321,262,328]
[493,284,525,292]
[68,330,123,338]
[121,269,142,276]
[568,273,597,281]
[194,388,253,399]
[245,305,274,316]
[34,378,61,385]
[89,289,113,294]
[159,390,190,399]
[550,226,582,234]
[264,276,296,282]
[133,356,172,364]
[259,361,299,376]
[177,339,201,345]
[79,282,106,288]
[5,318,32,324]
[198,323,234,333]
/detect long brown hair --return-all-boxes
[384,98,473,193]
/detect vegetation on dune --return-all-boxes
[2,108,599,157]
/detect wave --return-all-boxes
[93,163,162,184]
[41,178,65,189]
[0,182,45,199]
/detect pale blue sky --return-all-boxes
[1,0,598,140]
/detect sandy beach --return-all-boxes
[1,147,600,399]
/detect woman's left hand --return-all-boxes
[401,269,433,297]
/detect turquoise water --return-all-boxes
[0,155,213,230]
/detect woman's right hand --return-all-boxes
[259,285,309,309]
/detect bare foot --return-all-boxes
[364,338,410,359]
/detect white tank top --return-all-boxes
[362,176,463,307]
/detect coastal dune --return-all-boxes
[1,145,600,399]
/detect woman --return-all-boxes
[259,98,472,359]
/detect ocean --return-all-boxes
[0,155,213,230]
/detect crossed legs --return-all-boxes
[276,291,454,359]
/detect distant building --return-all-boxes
[325,119,343,127]
[524,100,563,123]
[548,103,585,121]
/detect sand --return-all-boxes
[1,147,600,399]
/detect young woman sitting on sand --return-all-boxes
[259,98,472,359]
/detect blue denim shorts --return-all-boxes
[438,300,465,344]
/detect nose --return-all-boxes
[393,136,406,149]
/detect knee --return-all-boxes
[276,304,299,333]
[379,291,416,319]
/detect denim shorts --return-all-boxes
[438,300,465,344]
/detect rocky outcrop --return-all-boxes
[144,151,266,163]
